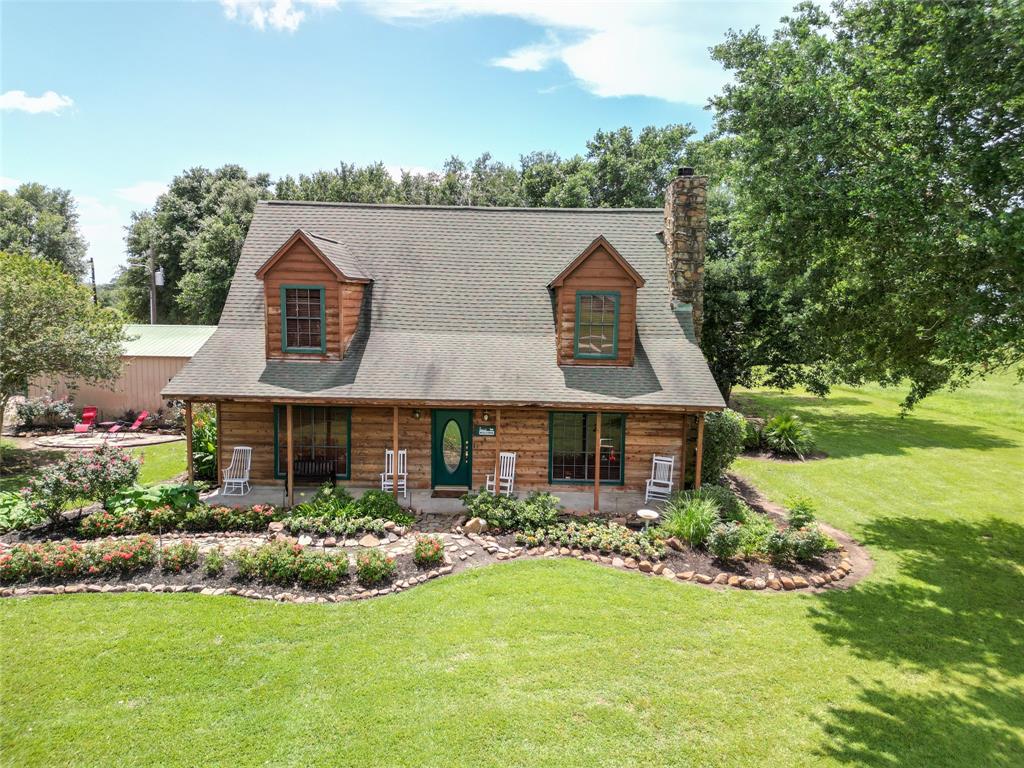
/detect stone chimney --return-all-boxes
[664,167,708,343]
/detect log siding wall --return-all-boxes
[261,241,364,361]
[217,403,686,494]
[555,245,638,367]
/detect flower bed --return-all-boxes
[77,503,282,538]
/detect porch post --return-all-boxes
[593,411,601,513]
[493,408,502,493]
[392,405,399,499]
[694,412,704,489]
[184,401,194,484]
[215,402,222,487]
[680,413,690,491]
[286,404,294,508]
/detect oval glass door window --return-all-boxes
[442,419,462,472]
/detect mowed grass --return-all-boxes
[2,376,1022,767]
[0,439,184,493]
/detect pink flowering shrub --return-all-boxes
[23,444,141,523]
[0,535,156,583]
[412,534,444,567]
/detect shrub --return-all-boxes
[660,496,718,548]
[204,546,226,577]
[764,530,793,565]
[161,541,199,573]
[284,515,390,538]
[296,551,348,589]
[352,489,413,525]
[191,404,217,482]
[737,514,778,558]
[0,491,45,533]
[706,522,742,561]
[355,549,396,586]
[763,414,815,459]
[789,527,836,563]
[88,535,156,576]
[786,496,817,529]
[38,540,87,579]
[462,490,562,532]
[291,483,354,519]
[517,521,664,560]
[701,409,746,483]
[110,483,200,513]
[15,395,75,428]
[77,509,141,538]
[230,540,303,585]
[743,417,765,450]
[673,485,747,523]
[0,544,44,583]
[25,444,141,523]
[412,534,445,567]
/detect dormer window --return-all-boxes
[281,285,325,353]
[549,236,644,367]
[574,291,619,359]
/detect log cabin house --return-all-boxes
[162,169,725,512]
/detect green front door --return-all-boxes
[431,409,472,487]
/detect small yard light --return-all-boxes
[412,409,421,420]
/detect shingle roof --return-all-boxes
[123,324,216,357]
[164,201,724,410]
[300,229,370,282]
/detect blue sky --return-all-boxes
[1,0,791,281]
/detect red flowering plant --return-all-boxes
[160,541,199,573]
[355,549,397,587]
[412,534,445,567]
[296,550,349,589]
[89,535,156,576]
[39,541,87,579]
[0,544,44,583]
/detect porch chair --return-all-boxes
[380,448,407,498]
[644,454,675,502]
[107,410,148,440]
[486,451,517,496]
[73,406,98,435]
[223,446,252,496]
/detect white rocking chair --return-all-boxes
[644,454,674,502]
[223,446,252,496]
[486,451,517,496]
[380,448,408,498]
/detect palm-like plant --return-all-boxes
[763,414,815,460]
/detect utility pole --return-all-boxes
[148,247,157,324]
[89,257,98,305]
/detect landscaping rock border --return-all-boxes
[0,519,860,602]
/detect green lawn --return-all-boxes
[0,439,185,494]
[2,378,1022,767]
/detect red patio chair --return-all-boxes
[107,410,148,440]
[73,407,98,435]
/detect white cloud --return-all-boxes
[0,177,21,192]
[0,90,74,115]
[491,34,562,72]
[219,0,791,104]
[114,181,169,207]
[76,196,128,283]
[384,164,438,181]
[220,0,339,32]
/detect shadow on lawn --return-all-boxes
[810,516,1024,765]
[734,393,1016,458]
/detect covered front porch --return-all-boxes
[200,483,658,519]
[182,400,709,513]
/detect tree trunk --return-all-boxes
[0,394,8,469]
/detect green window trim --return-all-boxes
[280,284,327,354]
[547,411,626,486]
[273,405,352,481]
[573,290,620,360]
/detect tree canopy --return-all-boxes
[114,124,697,325]
[0,183,88,276]
[710,0,1024,406]
[0,252,127,443]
